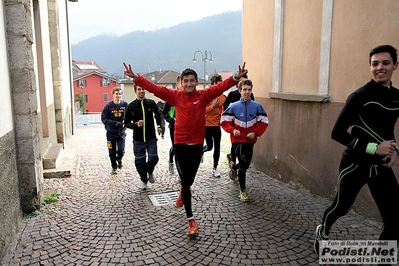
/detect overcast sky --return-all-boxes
[68,0,242,44]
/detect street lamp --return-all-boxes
[111,73,121,83]
[192,50,213,88]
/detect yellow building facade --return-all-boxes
[243,0,399,221]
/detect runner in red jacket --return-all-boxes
[123,62,248,237]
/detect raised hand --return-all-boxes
[235,62,248,79]
[123,62,138,79]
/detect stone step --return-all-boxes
[43,148,76,178]
[43,143,64,169]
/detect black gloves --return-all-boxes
[114,121,123,128]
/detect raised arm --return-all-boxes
[123,63,138,79]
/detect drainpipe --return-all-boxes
[65,0,77,135]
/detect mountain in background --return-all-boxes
[71,11,242,78]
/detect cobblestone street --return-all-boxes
[1,124,384,265]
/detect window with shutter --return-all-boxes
[101,78,108,87]
[78,79,87,88]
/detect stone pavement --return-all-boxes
[1,125,384,266]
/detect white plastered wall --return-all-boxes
[0,0,13,137]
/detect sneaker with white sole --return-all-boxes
[111,168,118,175]
[212,168,221,178]
[239,190,249,202]
[141,182,148,190]
[169,163,174,174]
[148,173,155,183]
[314,224,328,255]
[187,219,198,236]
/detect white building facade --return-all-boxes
[0,0,76,260]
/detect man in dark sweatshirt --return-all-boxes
[101,87,128,175]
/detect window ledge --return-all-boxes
[269,92,330,103]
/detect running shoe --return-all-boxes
[239,190,249,202]
[187,219,198,236]
[169,163,174,174]
[226,153,232,164]
[176,187,184,208]
[141,182,147,190]
[229,162,237,180]
[111,168,117,175]
[212,168,221,178]
[314,224,328,255]
[148,173,155,183]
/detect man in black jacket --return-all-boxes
[314,45,399,256]
[125,85,162,190]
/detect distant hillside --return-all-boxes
[71,11,242,78]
